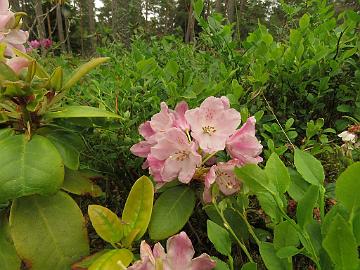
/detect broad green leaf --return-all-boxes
[353,211,360,245]
[212,257,230,270]
[164,60,179,77]
[149,186,195,240]
[0,134,64,203]
[0,212,21,270]
[265,153,290,193]
[273,221,299,250]
[88,205,124,244]
[321,203,349,236]
[62,57,109,90]
[0,62,17,81]
[50,67,63,91]
[0,128,13,141]
[235,164,276,194]
[89,249,133,270]
[257,192,282,223]
[294,149,324,185]
[62,169,103,197]
[299,14,310,29]
[287,168,310,202]
[241,262,257,270]
[193,0,204,17]
[336,162,360,215]
[296,185,319,228]
[122,176,154,241]
[10,192,89,270]
[276,246,300,259]
[207,220,232,256]
[71,250,110,270]
[322,214,358,270]
[259,242,291,270]
[39,128,84,170]
[44,106,121,119]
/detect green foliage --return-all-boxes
[207,220,232,256]
[149,186,195,240]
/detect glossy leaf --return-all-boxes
[336,162,360,215]
[259,242,291,270]
[296,185,319,228]
[212,257,230,270]
[276,246,300,259]
[62,57,109,90]
[10,192,89,270]
[322,214,358,270]
[0,134,64,203]
[44,106,121,119]
[273,221,299,250]
[88,205,124,244]
[241,262,257,270]
[62,169,103,197]
[265,153,290,193]
[122,176,154,241]
[207,220,232,256]
[294,149,324,185]
[72,250,110,270]
[89,249,133,270]
[149,186,195,240]
[287,168,310,202]
[0,212,21,270]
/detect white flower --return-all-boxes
[338,131,356,143]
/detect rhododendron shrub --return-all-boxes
[131,96,263,202]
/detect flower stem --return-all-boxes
[213,203,254,263]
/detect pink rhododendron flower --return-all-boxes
[40,38,52,49]
[173,101,190,131]
[226,116,263,165]
[29,39,41,49]
[0,0,28,56]
[185,96,241,153]
[6,56,28,74]
[151,128,201,183]
[150,102,175,135]
[203,160,241,203]
[128,231,216,270]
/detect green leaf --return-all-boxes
[0,128,13,141]
[0,212,21,270]
[193,0,204,17]
[0,134,64,203]
[276,246,300,259]
[39,128,83,170]
[122,176,154,241]
[164,60,179,77]
[50,67,63,91]
[257,192,282,223]
[299,13,310,29]
[273,221,299,250]
[10,192,89,270]
[259,242,291,270]
[296,185,319,228]
[212,257,230,270]
[322,214,358,270]
[287,168,310,202]
[241,262,257,270]
[71,250,110,270]
[149,186,195,240]
[88,205,124,244]
[89,249,133,270]
[207,220,232,256]
[265,153,290,193]
[62,58,109,90]
[235,164,276,194]
[44,106,121,119]
[0,62,17,81]
[294,149,324,185]
[62,169,103,197]
[336,162,360,215]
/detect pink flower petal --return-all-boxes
[139,121,155,140]
[166,232,195,270]
[6,57,28,75]
[0,0,9,12]
[174,101,190,131]
[190,254,216,270]
[130,141,154,158]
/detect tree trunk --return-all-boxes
[185,3,194,43]
[46,8,52,40]
[34,0,46,40]
[88,0,96,54]
[226,0,236,24]
[215,0,222,14]
[64,15,72,53]
[56,4,66,52]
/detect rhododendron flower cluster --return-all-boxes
[0,0,28,56]
[128,231,216,270]
[28,38,53,50]
[131,96,263,202]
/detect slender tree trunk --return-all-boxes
[64,15,72,53]
[46,8,52,40]
[56,4,66,52]
[34,0,46,40]
[88,0,96,54]
[215,0,222,14]
[227,0,236,24]
[79,1,85,55]
[185,3,194,43]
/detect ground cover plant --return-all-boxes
[0,0,359,269]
